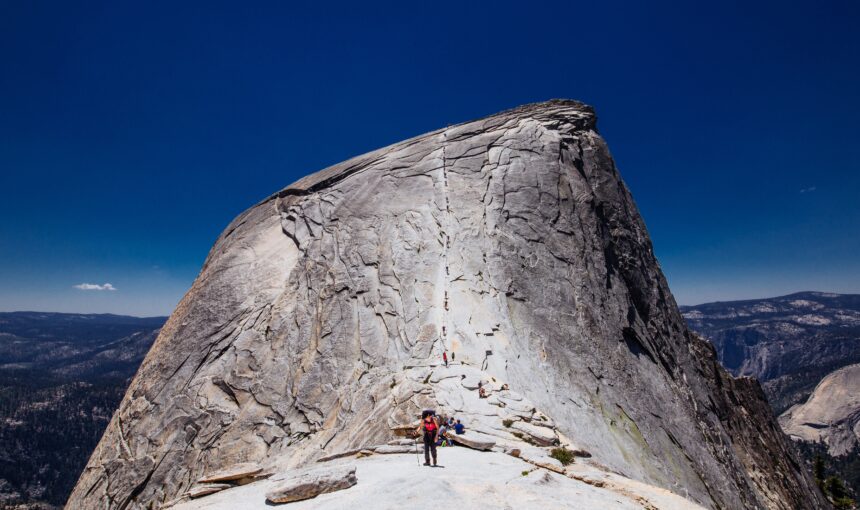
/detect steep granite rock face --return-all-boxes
[66,100,825,509]
[780,363,860,456]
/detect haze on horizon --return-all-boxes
[1,1,858,317]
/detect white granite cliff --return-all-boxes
[67,100,825,509]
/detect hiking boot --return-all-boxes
[423,462,431,466]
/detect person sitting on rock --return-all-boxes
[478,382,488,398]
[437,424,449,446]
[454,419,465,435]
[417,413,439,466]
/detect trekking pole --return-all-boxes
[415,434,421,466]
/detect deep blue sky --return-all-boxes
[1,1,858,316]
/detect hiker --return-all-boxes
[417,412,439,466]
[478,382,487,399]
[454,419,465,435]
[442,351,448,367]
[437,423,448,446]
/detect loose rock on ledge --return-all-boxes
[373,444,415,454]
[265,464,357,504]
[451,431,496,451]
[511,421,558,446]
[185,483,232,499]
[198,462,263,483]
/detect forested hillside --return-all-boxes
[0,313,164,508]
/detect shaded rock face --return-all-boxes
[66,100,824,509]
[780,363,860,456]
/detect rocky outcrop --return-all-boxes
[450,431,495,451]
[511,420,557,446]
[184,483,230,499]
[509,445,567,474]
[66,100,825,509]
[197,462,262,483]
[372,444,414,454]
[780,363,860,456]
[686,335,824,508]
[265,464,357,504]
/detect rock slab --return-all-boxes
[511,420,558,446]
[198,462,263,483]
[451,431,496,451]
[185,483,232,499]
[265,465,357,504]
[373,444,415,454]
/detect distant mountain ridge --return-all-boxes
[0,312,166,508]
[681,291,860,413]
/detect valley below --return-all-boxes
[682,291,860,504]
[0,312,165,509]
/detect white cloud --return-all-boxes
[800,186,817,193]
[74,283,117,291]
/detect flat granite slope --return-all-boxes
[67,100,825,509]
[170,447,707,510]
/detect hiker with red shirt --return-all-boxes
[417,412,439,466]
[442,351,448,366]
